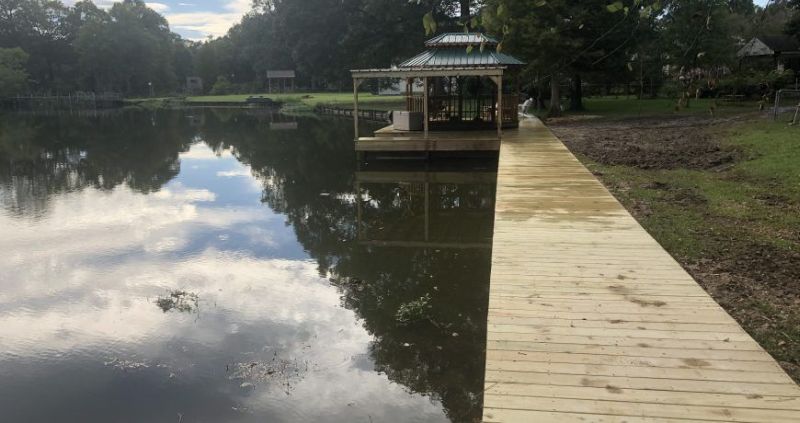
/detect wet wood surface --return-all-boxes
[483,118,800,422]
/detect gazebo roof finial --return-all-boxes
[424,32,500,48]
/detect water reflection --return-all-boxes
[0,109,495,422]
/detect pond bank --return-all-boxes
[125,92,404,115]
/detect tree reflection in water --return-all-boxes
[0,108,496,422]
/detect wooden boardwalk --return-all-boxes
[356,125,500,152]
[482,118,800,422]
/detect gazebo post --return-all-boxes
[353,78,361,140]
[489,74,503,137]
[497,74,503,138]
[423,76,429,138]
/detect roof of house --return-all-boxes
[757,35,800,53]
[756,35,800,52]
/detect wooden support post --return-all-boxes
[497,75,503,138]
[489,75,503,137]
[423,77,429,138]
[353,78,360,140]
[424,182,430,241]
[356,180,364,241]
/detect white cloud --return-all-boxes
[216,169,251,178]
[146,2,170,13]
[0,173,448,421]
[180,143,233,160]
[61,0,249,40]
[165,0,253,40]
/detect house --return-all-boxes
[738,35,800,72]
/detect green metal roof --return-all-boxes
[397,32,523,68]
[399,47,523,68]
[424,32,499,47]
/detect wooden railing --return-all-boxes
[406,95,425,113]
[405,94,519,124]
[316,105,391,122]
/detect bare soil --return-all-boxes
[549,115,746,170]
[549,114,800,382]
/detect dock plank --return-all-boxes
[482,118,800,422]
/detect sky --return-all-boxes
[69,0,775,42]
[66,0,254,41]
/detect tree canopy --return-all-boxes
[0,0,796,99]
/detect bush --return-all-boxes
[210,76,234,95]
[0,47,29,97]
[717,69,797,98]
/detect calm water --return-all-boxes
[0,109,496,423]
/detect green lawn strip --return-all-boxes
[125,92,405,112]
[587,120,799,258]
[184,92,404,107]
[536,97,760,120]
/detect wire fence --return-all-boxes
[773,89,800,123]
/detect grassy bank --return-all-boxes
[537,96,761,120]
[127,92,405,112]
[555,113,800,380]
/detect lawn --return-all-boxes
[185,92,404,108]
[127,91,405,112]
[537,96,761,119]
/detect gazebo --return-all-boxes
[351,32,524,152]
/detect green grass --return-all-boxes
[185,92,403,107]
[540,96,761,119]
[127,91,405,112]
[586,119,799,259]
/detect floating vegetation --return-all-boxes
[228,353,308,395]
[155,290,199,313]
[395,294,432,326]
[104,357,149,371]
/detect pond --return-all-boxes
[0,109,497,423]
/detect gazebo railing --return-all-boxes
[406,95,425,113]
[405,94,518,124]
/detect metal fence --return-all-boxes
[772,89,800,123]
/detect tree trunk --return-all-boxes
[460,0,470,21]
[549,75,562,117]
[569,73,584,111]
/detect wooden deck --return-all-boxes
[356,125,500,152]
[482,118,800,422]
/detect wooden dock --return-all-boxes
[356,125,500,152]
[482,118,800,422]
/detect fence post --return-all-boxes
[774,90,781,121]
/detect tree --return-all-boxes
[483,0,660,116]
[662,1,746,72]
[0,47,29,96]
[788,0,800,38]
[0,0,71,91]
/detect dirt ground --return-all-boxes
[549,114,800,382]
[549,114,748,170]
